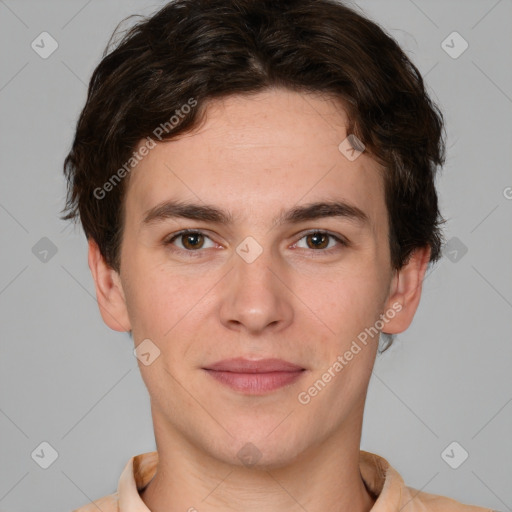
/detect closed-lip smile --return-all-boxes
[203,357,306,394]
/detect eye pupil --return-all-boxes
[183,233,203,249]
[307,232,329,249]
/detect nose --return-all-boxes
[218,244,294,335]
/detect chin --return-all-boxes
[219,431,309,471]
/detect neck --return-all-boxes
[140,408,376,512]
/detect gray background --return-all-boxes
[0,0,511,510]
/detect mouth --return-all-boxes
[202,358,306,394]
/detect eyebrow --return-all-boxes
[142,199,371,229]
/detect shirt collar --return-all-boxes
[117,449,409,511]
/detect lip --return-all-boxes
[203,357,305,373]
[203,358,306,394]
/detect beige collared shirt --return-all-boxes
[72,450,493,511]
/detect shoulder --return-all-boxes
[71,491,119,512]
[404,485,494,512]
[360,450,494,511]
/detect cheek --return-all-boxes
[299,268,382,332]
[121,250,188,329]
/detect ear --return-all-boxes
[381,245,431,334]
[87,238,131,332]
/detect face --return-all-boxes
[90,88,428,468]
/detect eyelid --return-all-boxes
[291,229,349,251]
[164,229,220,253]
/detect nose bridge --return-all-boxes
[219,237,293,333]
[234,239,276,289]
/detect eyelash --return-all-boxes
[163,229,349,258]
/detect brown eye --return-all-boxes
[180,232,205,250]
[165,230,216,253]
[294,230,348,253]
[305,232,330,250]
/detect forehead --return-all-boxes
[124,88,386,235]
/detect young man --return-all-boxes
[62,0,493,510]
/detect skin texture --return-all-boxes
[88,87,430,512]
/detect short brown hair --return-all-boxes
[61,0,446,351]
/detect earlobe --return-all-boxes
[87,238,131,332]
[381,246,431,335]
